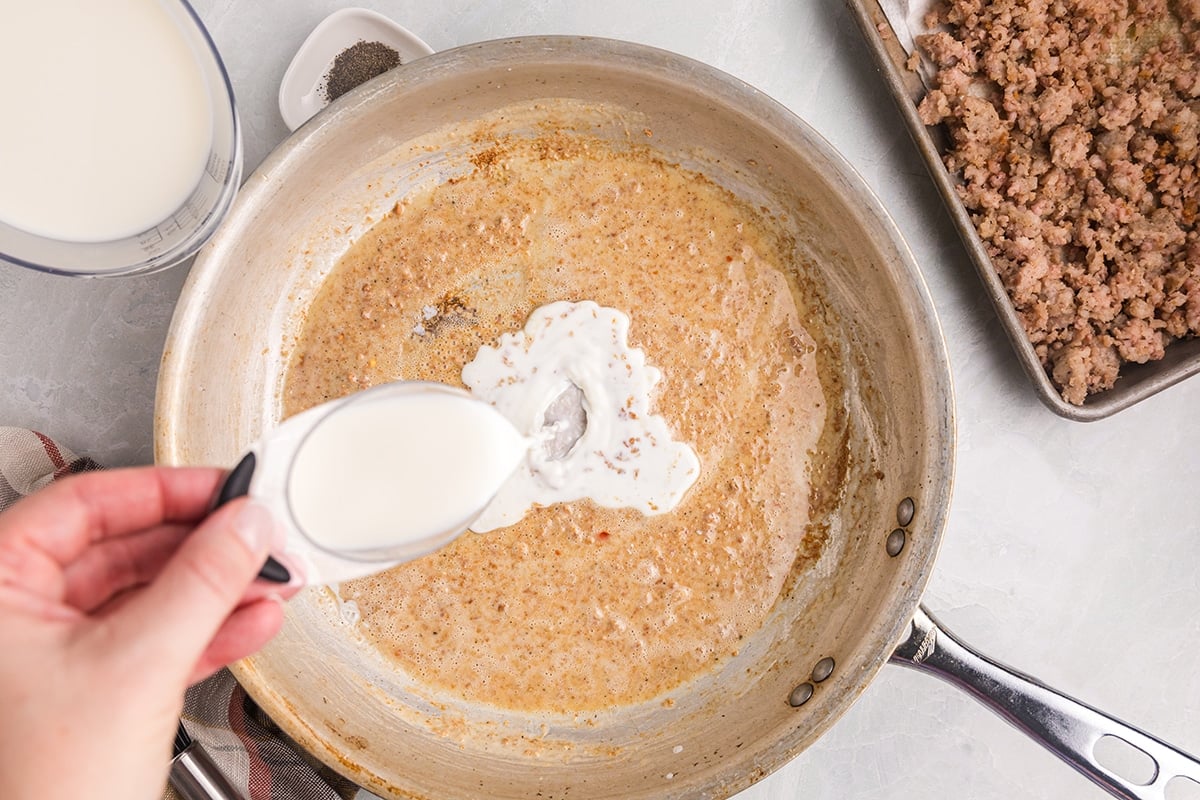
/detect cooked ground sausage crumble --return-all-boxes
[917,0,1199,404]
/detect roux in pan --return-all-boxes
[283,130,846,712]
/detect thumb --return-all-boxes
[108,499,281,680]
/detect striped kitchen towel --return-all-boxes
[0,427,101,507]
[0,427,362,800]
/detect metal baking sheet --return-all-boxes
[844,0,1200,421]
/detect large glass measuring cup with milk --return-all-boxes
[0,0,241,276]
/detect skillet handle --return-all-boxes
[890,605,1200,800]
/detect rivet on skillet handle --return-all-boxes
[788,682,814,708]
[213,452,291,584]
[811,657,835,684]
[891,605,1200,800]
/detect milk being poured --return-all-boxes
[463,300,701,531]
[0,1,214,242]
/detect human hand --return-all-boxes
[0,467,301,800]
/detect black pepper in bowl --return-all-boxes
[323,40,401,103]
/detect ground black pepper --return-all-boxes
[323,40,401,103]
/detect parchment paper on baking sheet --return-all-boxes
[878,0,936,53]
[878,0,950,86]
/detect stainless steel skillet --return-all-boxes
[155,36,1200,800]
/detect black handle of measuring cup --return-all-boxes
[214,452,291,584]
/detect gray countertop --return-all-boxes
[3,2,1199,799]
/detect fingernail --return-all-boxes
[280,556,307,588]
[232,502,277,553]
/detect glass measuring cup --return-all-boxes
[0,0,241,276]
[217,382,527,585]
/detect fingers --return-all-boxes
[0,584,81,623]
[187,597,286,684]
[0,467,225,571]
[61,524,191,612]
[64,526,303,614]
[0,533,63,602]
[106,499,283,681]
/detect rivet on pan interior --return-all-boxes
[897,497,915,527]
[811,657,835,683]
[886,528,906,557]
[788,682,815,707]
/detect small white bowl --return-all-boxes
[278,8,433,131]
